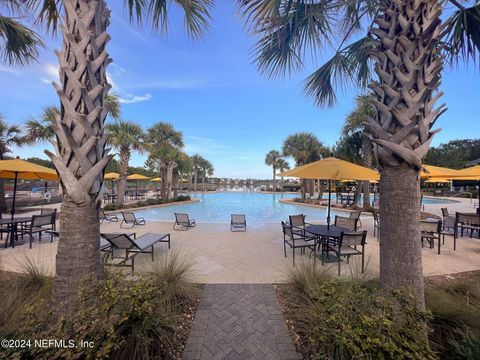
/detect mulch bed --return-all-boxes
[425,270,480,287]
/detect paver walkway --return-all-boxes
[182,284,299,360]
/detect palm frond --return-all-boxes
[26,0,62,34]
[105,93,121,120]
[0,15,43,65]
[442,3,480,67]
[173,0,212,39]
[125,0,147,25]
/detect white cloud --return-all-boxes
[0,65,20,75]
[44,63,59,79]
[118,93,153,104]
[127,79,210,90]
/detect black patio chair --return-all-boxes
[99,208,119,223]
[334,215,358,232]
[420,220,442,254]
[173,213,196,231]
[24,214,56,248]
[288,214,312,236]
[120,212,146,229]
[323,230,367,275]
[100,232,170,274]
[349,210,362,228]
[281,221,316,267]
[456,212,480,238]
[440,215,458,250]
[230,214,246,232]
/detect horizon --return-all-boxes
[2,2,479,179]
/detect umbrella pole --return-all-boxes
[327,179,332,229]
[11,172,18,220]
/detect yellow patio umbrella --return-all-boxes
[127,173,150,197]
[421,165,460,179]
[454,165,480,207]
[0,159,58,218]
[150,177,162,182]
[104,172,120,180]
[425,178,452,183]
[278,157,379,226]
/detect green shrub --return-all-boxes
[282,263,436,360]
[3,251,200,360]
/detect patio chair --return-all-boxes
[456,212,480,238]
[372,209,380,239]
[440,215,458,250]
[420,220,442,254]
[420,195,425,211]
[441,208,449,227]
[281,221,316,267]
[323,230,367,275]
[120,212,146,229]
[100,232,170,274]
[173,213,196,231]
[230,214,246,232]
[334,215,358,231]
[349,210,362,228]
[24,214,56,248]
[288,214,311,236]
[99,208,119,223]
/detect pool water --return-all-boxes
[132,192,458,225]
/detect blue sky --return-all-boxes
[1,1,479,179]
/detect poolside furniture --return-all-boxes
[120,212,146,229]
[100,232,170,274]
[334,215,358,232]
[173,213,196,231]
[372,209,380,238]
[420,219,442,254]
[440,215,457,250]
[99,209,119,223]
[0,217,31,248]
[455,212,480,238]
[441,208,449,227]
[288,214,311,236]
[322,230,367,275]
[23,214,56,248]
[420,195,425,211]
[349,210,362,228]
[281,221,317,267]
[230,214,246,232]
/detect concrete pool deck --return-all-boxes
[1,196,479,282]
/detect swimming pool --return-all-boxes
[132,192,458,225]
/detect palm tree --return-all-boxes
[200,158,214,191]
[265,149,281,192]
[343,95,376,210]
[240,0,480,307]
[145,122,184,199]
[106,120,144,206]
[283,132,325,198]
[191,154,203,192]
[5,0,211,313]
[276,158,289,192]
[173,153,193,198]
[0,114,25,211]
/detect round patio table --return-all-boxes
[0,217,31,248]
[305,225,346,240]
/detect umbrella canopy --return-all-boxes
[150,177,162,182]
[0,159,59,218]
[278,157,379,181]
[421,165,460,179]
[455,165,480,180]
[0,159,58,180]
[104,172,120,180]
[127,173,150,180]
[425,178,452,183]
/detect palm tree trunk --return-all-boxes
[173,173,179,198]
[46,0,112,314]
[362,181,370,210]
[161,166,168,199]
[281,176,284,192]
[272,168,275,192]
[0,153,7,212]
[380,166,424,308]
[352,183,362,207]
[194,171,197,191]
[115,148,130,207]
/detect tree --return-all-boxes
[240,0,480,307]
[265,149,281,192]
[424,139,480,169]
[191,153,203,192]
[283,132,325,198]
[4,0,211,314]
[173,153,193,198]
[106,120,144,206]
[0,114,25,211]
[342,95,376,209]
[145,122,184,199]
[199,158,214,191]
[276,158,289,192]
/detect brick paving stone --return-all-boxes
[182,284,298,360]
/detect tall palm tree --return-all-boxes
[0,114,25,211]
[343,95,376,210]
[276,158,289,192]
[200,158,214,191]
[173,153,193,198]
[191,153,203,192]
[145,122,184,199]
[283,132,325,198]
[5,0,211,313]
[265,149,281,192]
[240,0,480,307]
[106,120,144,206]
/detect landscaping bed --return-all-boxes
[103,195,192,211]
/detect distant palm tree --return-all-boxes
[145,122,184,199]
[200,158,214,191]
[0,114,25,211]
[276,158,289,192]
[173,153,193,198]
[283,132,325,198]
[265,149,281,192]
[191,154,203,192]
[106,120,144,206]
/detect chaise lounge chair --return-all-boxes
[99,209,119,223]
[230,214,246,232]
[173,213,196,231]
[120,212,146,228]
[100,232,170,274]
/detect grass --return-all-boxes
[0,250,201,360]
